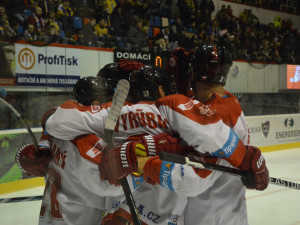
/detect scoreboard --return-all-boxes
[114,49,170,69]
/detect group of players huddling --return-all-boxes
[15,38,269,225]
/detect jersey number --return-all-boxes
[40,167,63,219]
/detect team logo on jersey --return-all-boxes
[262,121,270,138]
[131,176,144,189]
[177,100,195,111]
[160,161,174,191]
[168,213,180,224]
[199,105,216,116]
[86,139,106,158]
[91,105,101,113]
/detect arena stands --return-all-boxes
[0,0,299,63]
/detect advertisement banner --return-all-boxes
[246,114,300,147]
[0,42,114,87]
[15,44,81,86]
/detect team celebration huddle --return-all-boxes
[15,39,269,225]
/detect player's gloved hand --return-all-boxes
[238,146,269,191]
[15,144,51,176]
[133,133,191,157]
[99,142,138,186]
[118,59,144,73]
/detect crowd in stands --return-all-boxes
[0,0,299,64]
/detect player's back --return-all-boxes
[184,91,249,225]
[39,137,123,225]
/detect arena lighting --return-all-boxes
[287,64,300,89]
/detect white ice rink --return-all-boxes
[1,148,300,225]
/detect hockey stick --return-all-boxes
[0,195,43,203]
[104,79,142,225]
[159,152,300,191]
[0,97,39,154]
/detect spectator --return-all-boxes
[154,26,173,52]
[45,24,61,43]
[95,0,116,15]
[274,16,282,30]
[215,4,226,23]
[68,30,85,46]
[97,4,111,26]
[209,19,220,37]
[24,0,38,11]
[194,0,204,10]
[178,0,195,25]
[194,9,205,29]
[1,19,17,40]
[126,20,149,51]
[23,23,39,41]
[75,0,95,18]
[95,18,112,47]
[0,5,8,24]
[57,0,74,33]
[187,21,199,35]
[225,4,233,17]
[239,8,249,23]
[168,0,180,19]
[200,0,215,20]
[110,4,127,37]
[177,28,195,50]
[9,0,28,25]
[27,6,45,35]
[44,10,62,43]
[45,10,61,34]
[120,0,136,31]
[170,18,184,40]
[10,20,22,40]
[134,1,151,26]
[82,17,97,46]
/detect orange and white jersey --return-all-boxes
[39,135,124,225]
[45,93,248,225]
[183,91,250,225]
[46,94,246,160]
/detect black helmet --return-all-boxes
[128,65,177,102]
[97,63,129,96]
[73,76,110,105]
[192,43,233,85]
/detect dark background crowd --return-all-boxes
[0,0,299,63]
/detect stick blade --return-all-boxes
[105,79,130,131]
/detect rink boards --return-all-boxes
[0,113,299,194]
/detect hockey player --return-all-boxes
[15,59,144,178]
[99,44,269,225]
[183,42,252,225]
[16,76,126,225]
[45,65,268,224]
[14,59,145,225]
[136,43,268,224]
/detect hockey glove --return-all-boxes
[133,133,191,157]
[117,59,144,73]
[15,144,51,176]
[238,145,269,190]
[142,156,163,184]
[99,142,138,186]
